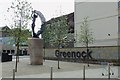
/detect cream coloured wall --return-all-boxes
[74,2,118,47]
[44,46,118,60]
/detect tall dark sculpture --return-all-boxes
[29,10,45,65]
[31,10,46,38]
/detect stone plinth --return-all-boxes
[28,38,43,65]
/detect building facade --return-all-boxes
[0,26,30,55]
[0,26,15,55]
[41,1,120,63]
[74,1,120,60]
[74,2,119,47]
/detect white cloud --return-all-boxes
[0,0,74,29]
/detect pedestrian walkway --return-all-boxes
[15,67,118,78]
[1,57,119,79]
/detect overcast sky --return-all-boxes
[0,0,74,30]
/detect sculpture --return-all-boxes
[31,10,46,38]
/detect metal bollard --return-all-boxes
[83,65,85,80]
[13,69,15,80]
[50,67,53,80]
[58,55,60,69]
[108,64,110,79]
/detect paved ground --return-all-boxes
[1,56,120,79]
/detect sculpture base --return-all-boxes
[28,38,43,65]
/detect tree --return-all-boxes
[79,17,94,66]
[52,16,68,69]
[42,16,68,48]
[42,24,53,48]
[51,16,68,47]
[7,0,33,72]
[42,16,68,69]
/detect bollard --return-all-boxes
[108,64,110,79]
[58,54,60,69]
[43,47,45,62]
[15,55,18,72]
[83,65,85,80]
[13,69,15,80]
[50,67,53,80]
